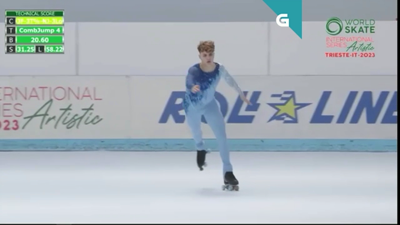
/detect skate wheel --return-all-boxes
[222,185,239,191]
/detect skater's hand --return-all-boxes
[240,95,252,105]
[191,85,200,93]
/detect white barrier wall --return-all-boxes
[78,23,269,76]
[1,75,396,138]
[0,21,397,151]
[0,21,397,76]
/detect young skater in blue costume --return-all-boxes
[183,41,251,189]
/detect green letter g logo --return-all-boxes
[326,17,343,36]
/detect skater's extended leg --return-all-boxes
[185,109,208,170]
[203,100,233,175]
[185,110,204,150]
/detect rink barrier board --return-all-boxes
[0,139,396,152]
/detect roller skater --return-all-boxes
[183,40,251,191]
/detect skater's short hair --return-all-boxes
[197,41,215,53]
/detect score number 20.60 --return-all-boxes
[31,37,49,43]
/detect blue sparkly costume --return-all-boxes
[183,63,244,174]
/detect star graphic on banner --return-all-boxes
[267,91,311,123]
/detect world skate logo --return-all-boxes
[267,91,311,123]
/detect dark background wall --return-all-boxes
[1,0,397,22]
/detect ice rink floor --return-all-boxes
[0,151,397,223]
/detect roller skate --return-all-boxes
[197,150,208,171]
[222,172,239,191]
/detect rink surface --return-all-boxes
[0,151,397,223]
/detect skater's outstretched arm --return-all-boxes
[219,65,252,105]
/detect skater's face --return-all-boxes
[199,51,214,64]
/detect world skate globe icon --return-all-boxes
[326,17,343,36]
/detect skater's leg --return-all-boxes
[185,109,204,150]
[185,109,208,170]
[203,100,233,175]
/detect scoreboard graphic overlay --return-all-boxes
[5,10,64,54]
